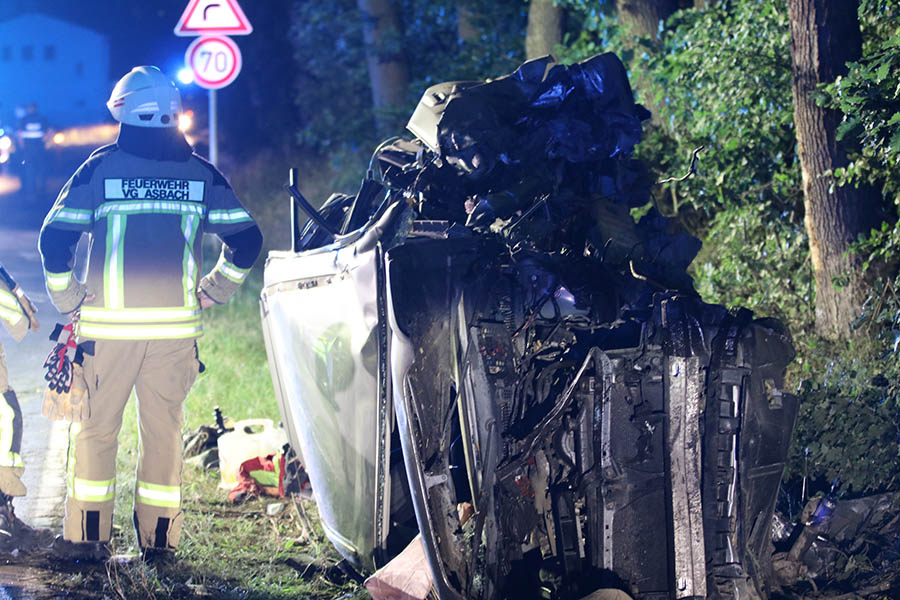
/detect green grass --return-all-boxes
[185,276,278,429]
[105,275,368,599]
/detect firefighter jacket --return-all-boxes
[39,127,258,340]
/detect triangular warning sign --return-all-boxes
[174,0,253,36]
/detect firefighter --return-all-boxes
[0,263,39,544]
[38,66,262,562]
[16,102,49,199]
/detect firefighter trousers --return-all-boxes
[0,342,25,496]
[63,338,199,549]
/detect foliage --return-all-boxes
[560,0,803,238]
[289,0,528,157]
[218,0,304,159]
[789,222,900,496]
[789,332,900,497]
[290,0,375,155]
[639,0,799,233]
[789,267,900,498]
[693,203,813,337]
[398,0,529,87]
[820,2,900,204]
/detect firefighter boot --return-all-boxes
[140,546,176,567]
[0,493,15,546]
[51,534,111,563]
[0,389,25,498]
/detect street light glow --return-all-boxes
[177,68,194,85]
[178,110,194,133]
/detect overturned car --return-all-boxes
[260,53,798,600]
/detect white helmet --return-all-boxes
[107,66,182,128]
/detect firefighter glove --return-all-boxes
[42,362,89,422]
[0,466,26,497]
[42,324,92,422]
[12,286,39,332]
[198,272,240,305]
[47,278,86,315]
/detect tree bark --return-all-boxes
[357,0,410,135]
[614,0,679,125]
[526,0,566,60]
[787,0,882,339]
[458,3,479,44]
[615,0,680,40]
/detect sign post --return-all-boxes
[175,0,251,166]
[210,86,217,166]
[184,35,242,165]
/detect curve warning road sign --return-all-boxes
[175,0,252,36]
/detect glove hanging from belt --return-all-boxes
[42,323,94,422]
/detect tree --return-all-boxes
[357,0,411,135]
[615,0,680,40]
[787,0,884,339]
[458,2,479,43]
[221,0,301,157]
[614,0,683,126]
[525,0,566,60]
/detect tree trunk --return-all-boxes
[357,0,410,135]
[614,0,679,124]
[458,3,479,44]
[615,0,680,40]
[787,0,882,339]
[526,0,566,60]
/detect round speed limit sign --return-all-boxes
[185,35,242,89]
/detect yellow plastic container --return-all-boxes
[217,419,288,489]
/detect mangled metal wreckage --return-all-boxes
[260,53,798,599]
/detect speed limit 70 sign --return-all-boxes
[185,36,242,89]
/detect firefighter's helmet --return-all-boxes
[107,66,182,128]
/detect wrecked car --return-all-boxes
[260,53,798,599]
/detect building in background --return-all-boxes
[0,13,109,127]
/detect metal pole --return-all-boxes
[209,88,218,166]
